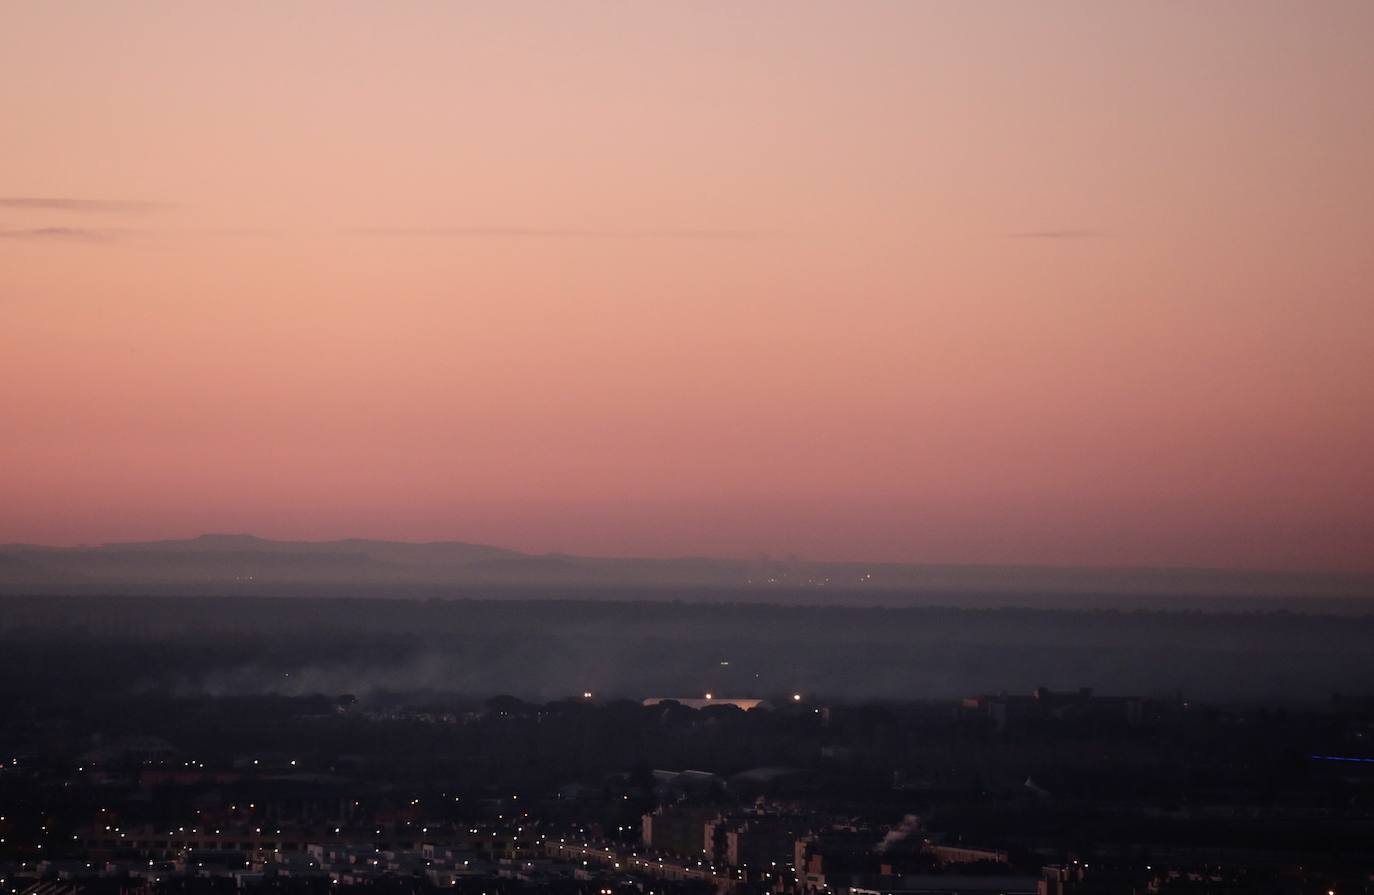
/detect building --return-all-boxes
[642,697,772,711]
[641,805,720,858]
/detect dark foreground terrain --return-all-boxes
[3,592,1373,895]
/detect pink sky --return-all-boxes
[2,3,1372,570]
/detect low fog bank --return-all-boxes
[3,535,1371,609]
[3,594,1372,706]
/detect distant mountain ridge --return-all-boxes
[92,533,521,564]
[0,534,1371,608]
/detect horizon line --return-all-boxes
[1,531,1370,579]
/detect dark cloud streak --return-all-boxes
[0,197,172,214]
[1005,228,1106,239]
[0,226,131,242]
[353,226,772,240]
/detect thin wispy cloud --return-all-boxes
[1005,228,1106,239]
[0,226,275,245]
[353,226,772,240]
[0,197,173,214]
[0,226,133,242]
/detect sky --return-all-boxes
[2,2,1372,571]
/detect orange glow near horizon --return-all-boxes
[2,4,1372,571]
